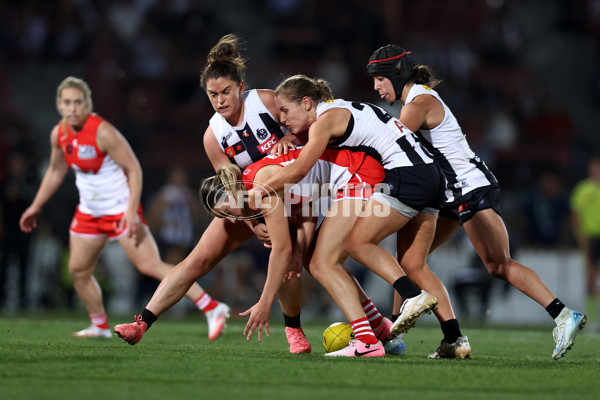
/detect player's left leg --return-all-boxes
[119,225,230,341]
[346,199,437,336]
[465,209,586,359]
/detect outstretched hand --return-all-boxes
[239,301,271,342]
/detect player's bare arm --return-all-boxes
[97,121,143,238]
[19,125,68,233]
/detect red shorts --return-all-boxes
[69,204,147,240]
[335,155,385,201]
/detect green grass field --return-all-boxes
[1,314,599,400]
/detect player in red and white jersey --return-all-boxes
[245,75,445,357]
[200,147,393,350]
[366,44,586,360]
[115,34,315,353]
[242,147,382,204]
[19,77,229,340]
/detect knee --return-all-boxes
[345,235,365,259]
[68,261,90,280]
[308,259,327,283]
[398,256,428,276]
[483,257,512,280]
[135,262,161,279]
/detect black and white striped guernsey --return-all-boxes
[209,89,288,169]
[316,99,435,170]
[404,84,498,203]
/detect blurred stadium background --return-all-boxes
[1,0,599,327]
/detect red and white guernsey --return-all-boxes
[57,114,130,216]
[242,147,384,203]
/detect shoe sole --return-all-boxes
[553,315,587,360]
[114,329,138,345]
[72,334,112,339]
[429,352,472,359]
[290,347,312,354]
[324,348,385,357]
[429,349,472,359]
[391,300,438,335]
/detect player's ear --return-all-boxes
[302,96,311,111]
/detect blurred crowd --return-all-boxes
[1,0,600,319]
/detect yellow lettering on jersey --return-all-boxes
[423,85,432,91]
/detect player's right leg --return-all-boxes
[278,277,311,354]
[395,215,469,357]
[309,199,385,357]
[68,234,111,338]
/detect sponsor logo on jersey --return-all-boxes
[223,132,233,142]
[224,141,247,157]
[66,144,74,155]
[78,145,97,159]
[257,128,268,140]
[242,129,250,137]
[452,179,468,189]
[257,134,278,154]
[394,120,406,133]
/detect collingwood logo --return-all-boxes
[257,128,268,140]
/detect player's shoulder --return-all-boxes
[255,89,276,105]
[255,89,278,116]
[50,124,60,142]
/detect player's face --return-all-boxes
[372,76,396,103]
[57,87,90,129]
[206,77,244,122]
[275,95,312,135]
[212,193,244,223]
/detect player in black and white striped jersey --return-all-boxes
[248,75,447,357]
[367,44,586,360]
[115,34,311,353]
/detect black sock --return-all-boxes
[283,313,301,328]
[545,298,566,320]
[141,308,158,329]
[390,314,399,323]
[441,319,461,344]
[393,276,421,299]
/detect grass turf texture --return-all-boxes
[1,315,599,400]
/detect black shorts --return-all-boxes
[439,185,502,225]
[377,163,446,212]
